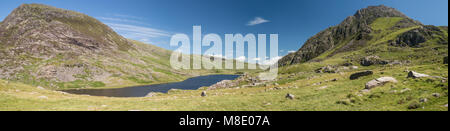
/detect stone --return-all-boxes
[37,86,45,90]
[365,77,398,89]
[360,56,388,66]
[407,71,430,78]
[201,91,207,97]
[360,89,371,93]
[38,96,48,99]
[318,86,328,89]
[342,63,353,66]
[432,93,441,98]
[350,70,373,80]
[145,92,156,97]
[408,102,421,109]
[285,94,295,100]
[400,88,411,93]
[351,66,359,69]
[315,65,339,73]
[419,98,428,103]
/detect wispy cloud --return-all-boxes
[247,17,270,26]
[106,23,171,38]
[97,14,171,45]
[288,50,296,53]
[111,14,145,20]
[97,17,148,25]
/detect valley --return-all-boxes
[0,4,448,111]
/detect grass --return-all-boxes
[1,62,447,111]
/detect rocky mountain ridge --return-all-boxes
[278,5,447,66]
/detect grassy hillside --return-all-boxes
[1,61,447,111]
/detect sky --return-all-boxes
[0,0,448,61]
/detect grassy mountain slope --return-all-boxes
[0,4,253,89]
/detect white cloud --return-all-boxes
[252,58,261,61]
[247,17,270,26]
[236,56,246,62]
[105,23,171,38]
[288,50,296,53]
[260,56,282,65]
[97,17,147,25]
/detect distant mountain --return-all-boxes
[0,4,216,89]
[278,5,448,66]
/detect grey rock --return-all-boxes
[432,93,441,98]
[201,91,207,97]
[365,77,398,89]
[407,71,430,78]
[400,88,411,93]
[360,56,388,66]
[419,98,428,103]
[285,94,295,100]
[350,70,373,80]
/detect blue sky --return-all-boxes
[0,0,448,58]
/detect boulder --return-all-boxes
[350,70,373,80]
[407,71,430,78]
[432,93,441,98]
[419,98,428,103]
[365,77,398,89]
[285,93,295,100]
[201,91,207,97]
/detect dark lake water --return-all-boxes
[61,74,240,97]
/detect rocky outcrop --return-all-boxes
[360,56,388,66]
[278,5,419,66]
[390,25,448,47]
[315,65,339,73]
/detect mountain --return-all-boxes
[0,4,239,89]
[278,5,448,66]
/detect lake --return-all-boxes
[61,74,240,97]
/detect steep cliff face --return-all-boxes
[0,4,187,88]
[278,5,430,66]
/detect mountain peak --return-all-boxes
[0,3,133,52]
[278,5,440,67]
[353,5,408,23]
